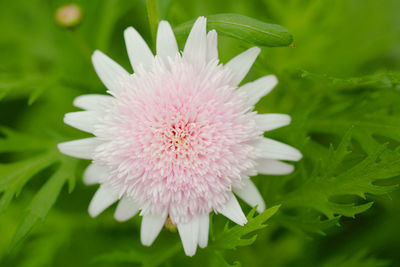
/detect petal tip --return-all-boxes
[91,50,103,62]
[198,243,207,249]
[286,164,295,174]
[238,217,248,226]
[141,241,152,247]
[294,150,303,161]
[57,142,78,158]
[114,198,140,222]
[123,26,135,35]
[57,142,66,154]
[196,16,207,23]
[141,234,155,247]
[268,74,278,86]
[140,214,167,247]
[88,205,100,218]
[185,249,196,257]
[63,113,72,124]
[256,203,266,213]
[158,20,168,26]
[251,46,261,54]
[114,214,128,222]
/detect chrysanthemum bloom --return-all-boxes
[58,17,302,256]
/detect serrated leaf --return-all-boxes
[304,71,400,156]
[320,128,353,177]
[282,141,400,219]
[211,205,280,250]
[174,14,293,47]
[209,251,241,267]
[274,213,341,237]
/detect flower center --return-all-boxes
[162,121,195,158]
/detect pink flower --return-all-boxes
[58,17,302,256]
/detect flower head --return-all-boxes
[58,17,302,256]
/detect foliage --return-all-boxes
[0,128,78,249]
[174,14,293,47]
[211,205,280,250]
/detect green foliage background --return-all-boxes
[1,0,400,266]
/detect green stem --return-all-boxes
[69,30,92,62]
[146,0,159,48]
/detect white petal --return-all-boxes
[225,47,261,86]
[234,179,265,213]
[92,50,130,92]
[183,17,207,66]
[177,216,199,257]
[255,159,294,175]
[73,94,113,111]
[141,213,167,246]
[254,138,302,161]
[83,163,109,185]
[217,193,247,226]
[64,111,99,133]
[238,75,278,106]
[114,197,140,222]
[58,138,101,159]
[198,213,209,248]
[206,30,218,62]
[156,21,179,60]
[124,27,154,72]
[254,113,291,132]
[88,185,119,217]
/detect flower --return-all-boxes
[58,17,302,256]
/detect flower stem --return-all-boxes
[69,30,92,62]
[146,0,159,48]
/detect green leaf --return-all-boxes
[10,157,77,249]
[209,251,241,267]
[281,134,400,219]
[0,152,56,212]
[0,127,51,153]
[0,128,78,249]
[274,213,341,237]
[0,72,51,104]
[211,205,280,250]
[174,14,293,47]
[303,71,400,156]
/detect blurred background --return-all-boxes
[0,0,400,266]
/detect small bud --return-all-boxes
[54,4,83,29]
[164,217,177,232]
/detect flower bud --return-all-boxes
[54,4,83,29]
[164,217,177,232]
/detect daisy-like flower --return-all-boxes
[58,17,302,256]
